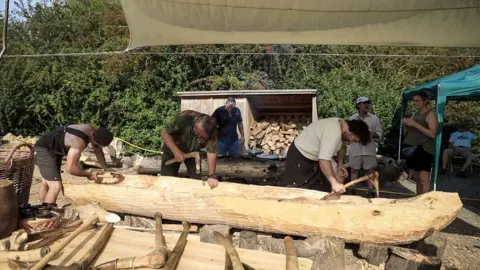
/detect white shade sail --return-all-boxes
[120,0,480,50]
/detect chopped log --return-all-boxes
[200,225,231,245]
[282,123,297,130]
[239,231,257,250]
[254,130,265,140]
[357,244,389,266]
[251,126,263,137]
[385,247,442,270]
[265,126,273,134]
[310,238,345,270]
[64,175,462,244]
[258,122,269,130]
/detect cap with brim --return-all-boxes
[356,97,370,104]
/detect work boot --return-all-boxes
[456,171,467,178]
[438,168,447,174]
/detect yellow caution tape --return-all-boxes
[6,135,162,154]
[113,137,162,154]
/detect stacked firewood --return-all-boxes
[249,115,310,155]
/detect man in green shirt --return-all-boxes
[160,110,220,189]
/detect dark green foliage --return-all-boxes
[1,0,480,153]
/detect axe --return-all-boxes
[165,152,201,174]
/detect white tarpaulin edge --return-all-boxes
[120,0,480,50]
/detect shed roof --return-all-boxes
[176,89,317,98]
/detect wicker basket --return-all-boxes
[19,213,63,233]
[0,143,35,206]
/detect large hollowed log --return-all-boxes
[64,175,462,245]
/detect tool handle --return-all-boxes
[165,152,198,165]
[321,172,378,200]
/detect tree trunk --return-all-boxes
[138,158,285,179]
[63,175,462,245]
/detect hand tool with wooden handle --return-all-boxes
[165,152,201,174]
[321,172,379,200]
[95,213,170,270]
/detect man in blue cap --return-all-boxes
[348,96,382,196]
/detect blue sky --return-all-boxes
[1,1,41,11]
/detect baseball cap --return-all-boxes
[356,97,371,104]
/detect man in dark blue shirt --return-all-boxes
[212,97,245,157]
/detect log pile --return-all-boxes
[249,116,310,155]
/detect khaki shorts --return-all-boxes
[349,155,377,170]
[445,147,475,160]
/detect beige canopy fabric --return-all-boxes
[120,0,480,50]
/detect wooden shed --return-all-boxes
[177,90,318,154]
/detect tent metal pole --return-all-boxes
[433,84,445,192]
[397,92,405,162]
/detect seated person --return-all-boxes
[440,124,477,177]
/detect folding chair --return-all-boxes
[448,155,474,174]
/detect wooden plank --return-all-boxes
[180,100,190,111]
[63,175,463,244]
[30,228,313,270]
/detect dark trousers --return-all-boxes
[277,141,331,192]
[160,149,200,179]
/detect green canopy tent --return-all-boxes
[400,65,480,190]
